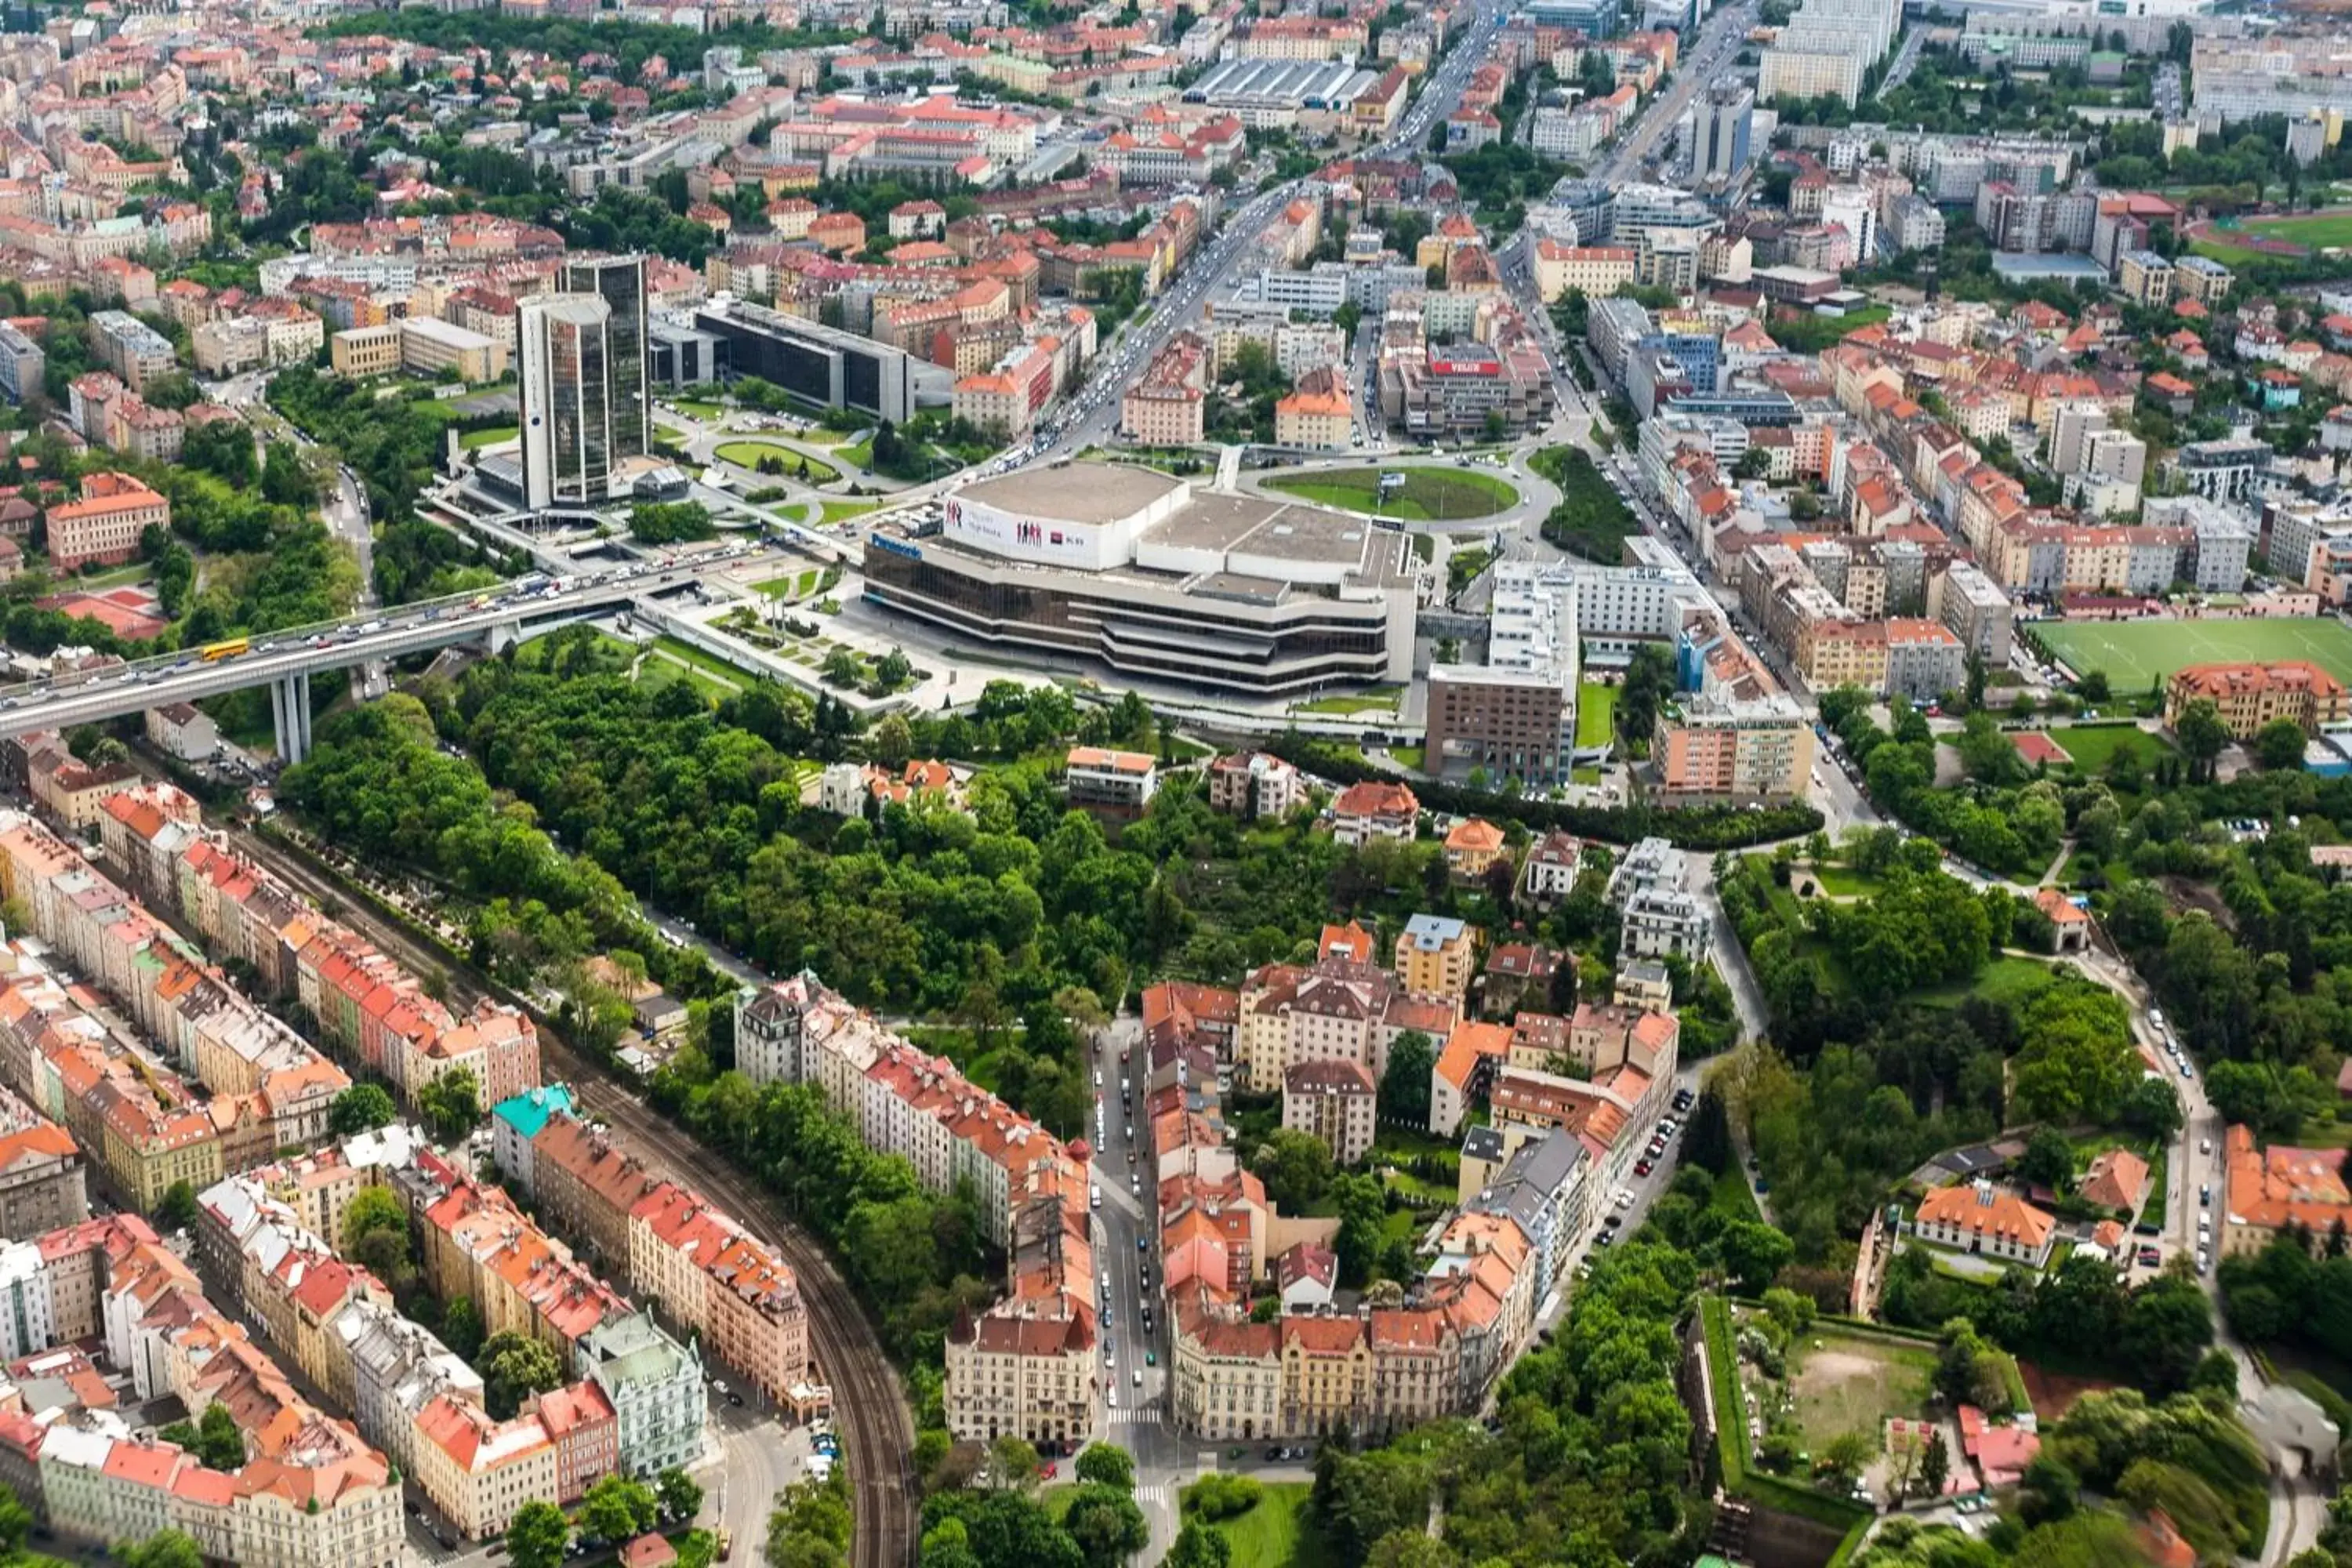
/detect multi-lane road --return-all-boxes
[1022,0,1512,468]
[0,546,797,749]
[1595,4,1757,186]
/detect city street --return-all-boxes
[1083,1015,1192,1565]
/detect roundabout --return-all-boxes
[1261,465,1520,521]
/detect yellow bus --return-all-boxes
[200,638,249,662]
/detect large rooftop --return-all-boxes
[957,462,1185,526]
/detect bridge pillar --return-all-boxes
[271,670,313,767]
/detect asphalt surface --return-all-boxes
[1009,0,1516,471]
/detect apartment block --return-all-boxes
[86,311,173,392]
[1393,914,1478,997]
[735,977,1096,1444]
[0,1088,87,1239]
[8,1214,402,1568]
[1280,1058,1377,1167]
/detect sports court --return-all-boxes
[2035,618,2352,691]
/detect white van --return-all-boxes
[1090,1185,1101,1210]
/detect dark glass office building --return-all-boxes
[564,254,651,460]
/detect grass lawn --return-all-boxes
[72,561,153,590]
[637,652,737,702]
[2038,618,2352,689]
[1803,862,1888,899]
[1262,466,1519,521]
[2043,723,2173,774]
[668,398,729,419]
[1785,1330,1936,1453]
[1710,1163,1764,1227]
[818,498,877,524]
[1575,681,1618,749]
[1189,1482,1319,1568]
[459,426,518,449]
[653,634,760,686]
[1915,955,2061,1009]
[713,440,840,483]
[2191,238,2265,266]
[1294,684,1402,716]
[754,571,822,600]
[1392,745,1426,770]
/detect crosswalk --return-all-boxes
[1137,1483,1176,1513]
[1116,1404,1167,1428]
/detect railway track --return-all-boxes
[220,823,920,1568]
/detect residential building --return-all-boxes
[0,1090,87,1240]
[1393,915,1477,998]
[1885,618,1966,703]
[1330,782,1418,847]
[1236,957,1460,1094]
[1064,747,1157,810]
[1120,333,1209,447]
[576,1311,706,1479]
[86,312,173,393]
[1273,366,1352,450]
[1929,560,2014,666]
[1621,888,1711,962]
[2116,249,2174,307]
[1443,819,1508,881]
[1280,1059,1377,1166]
[489,1084,579,1194]
[943,1308,1096,1447]
[0,322,45,406]
[1206,753,1302,821]
[1519,832,1583,908]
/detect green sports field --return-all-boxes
[2243,212,2352,249]
[2036,618,2352,690]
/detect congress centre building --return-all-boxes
[859,463,1423,695]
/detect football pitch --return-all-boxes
[2036,618,2352,691]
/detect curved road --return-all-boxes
[218,825,920,1568]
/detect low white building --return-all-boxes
[143,702,219,763]
[1064,746,1157,809]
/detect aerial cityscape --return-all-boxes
[0,1,2343,1568]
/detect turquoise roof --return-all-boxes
[491,1083,578,1140]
